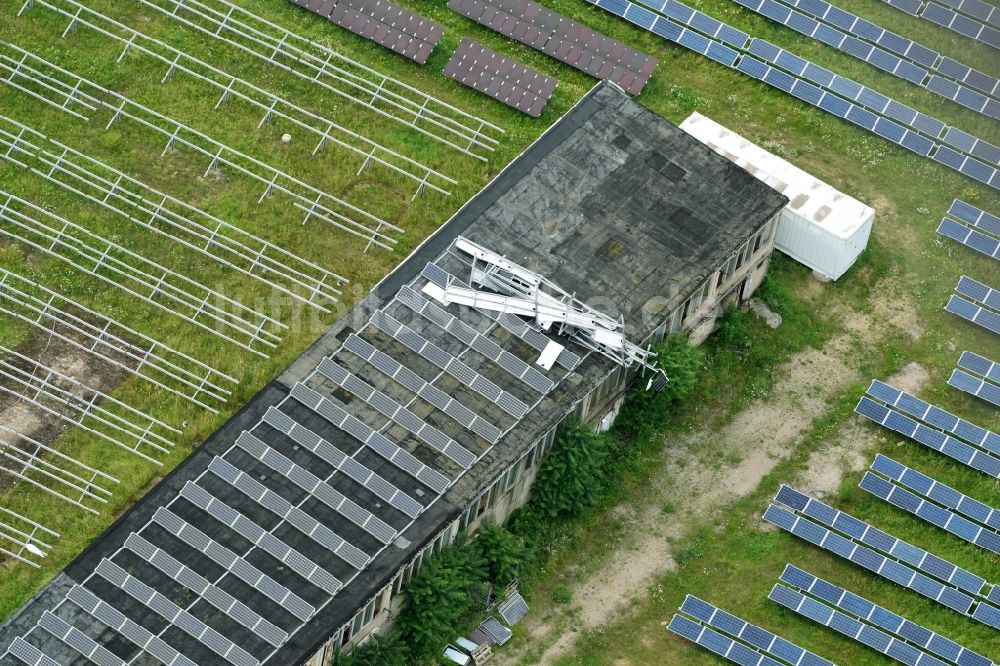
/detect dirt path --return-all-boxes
[496,277,920,666]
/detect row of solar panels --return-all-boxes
[766,485,1000,627]
[671,460,997,664]
[443,38,558,117]
[878,0,1000,49]
[448,0,658,94]
[291,0,444,64]
[861,454,1000,553]
[733,0,1000,119]
[857,379,1000,477]
[588,0,1000,190]
[670,576,994,665]
[771,565,994,666]
[0,245,578,664]
[947,275,1000,337]
[951,345,1000,410]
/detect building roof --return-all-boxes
[680,112,873,240]
[0,83,785,666]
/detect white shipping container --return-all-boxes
[680,112,874,281]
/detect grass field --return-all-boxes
[0,0,997,661]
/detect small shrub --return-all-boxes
[551,584,572,605]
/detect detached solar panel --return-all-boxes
[443,39,557,116]
[449,0,657,94]
[294,0,444,64]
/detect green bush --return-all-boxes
[472,522,527,587]
[396,536,485,662]
[614,334,703,435]
[330,635,409,666]
[528,420,609,521]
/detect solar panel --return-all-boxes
[397,285,555,394]
[772,485,989,596]
[958,350,1000,384]
[289,382,451,493]
[863,380,1000,457]
[937,217,1000,259]
[670,595,834,665]
[869,453,1000,530]
[370,310,529,418]
[180,480,346,592]
[479,616,513,645]
[949,369,1000,407]
[123,533,288,646]
[37,611,126,666]
[860,471,999,553]
[95,558,260,666]
[448,0,657,94]
[7,637,62,666]
[957,275,1000,310]
[950,199,1000,236]
[769,571,993,666]
[946,295,1000,336]
[497,591,530,625]
[443,39,557,117]
[228,436,391,551]
[317,0,443,64]
[763,504,981,617]
[320,357,476,467]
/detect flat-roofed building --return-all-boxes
[0,83,786,666]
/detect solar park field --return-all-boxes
[0,0,997,663]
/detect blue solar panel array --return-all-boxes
[949,368,1000,407]
[865,379,1000,455]
[877,0,1000,48]
[773,564,995,666]
[764,489,999,628]
[937,217,1000,260]
[772,485,989,595]
[856,384,1000,478]
[668,595,834,665]
[947,275,1000,336]
[863,454,1000,554]
[957,275,1000,310]
[959,350,1000,384]
[732,0,1000,119]
[588,0,1000,190]
[950,199,1000,236]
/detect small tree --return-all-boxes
[331,635,409,666]
[614,334,703,434]
[396,538,485,661]
[529,420,608,520]
[472,522,527,587]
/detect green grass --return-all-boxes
[0,0,998,654]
